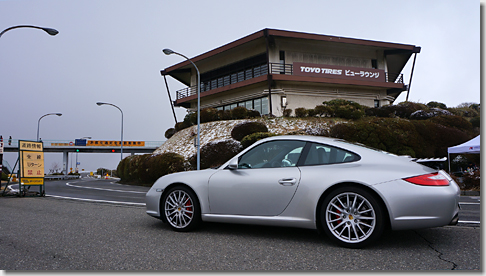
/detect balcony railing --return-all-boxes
[175,63,403,100]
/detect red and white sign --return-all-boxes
[294,62,385,82]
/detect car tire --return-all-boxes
[162,186,201,232]
[320,185,385,248]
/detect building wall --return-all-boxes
[272,37,386,70]
[180,35,402,116]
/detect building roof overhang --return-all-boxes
[161,28,421,86]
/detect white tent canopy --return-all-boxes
[447,135,480,172]
[448,135,480,154]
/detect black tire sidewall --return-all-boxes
[320,185,385,248]
[162,186,201,232]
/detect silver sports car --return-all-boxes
[146,135,460,248]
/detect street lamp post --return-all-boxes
[96,102,124,161]
[163,48,201,170]
[37,113,62,141]
[0,25,58,39]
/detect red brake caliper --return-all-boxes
[185,199,193,218]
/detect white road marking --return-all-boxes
[66,182,147,194]
[47,194,146,206]
[458,220,480,224]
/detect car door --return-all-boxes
[208,140,306,216]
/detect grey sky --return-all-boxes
[0,0,480,172]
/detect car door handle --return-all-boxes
[278,178,297,186]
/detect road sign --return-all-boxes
[18,140,45,196]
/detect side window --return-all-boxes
[303,142,360,166]
[238,140,305,169]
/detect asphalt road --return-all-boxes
[0,178,481,271]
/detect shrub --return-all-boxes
[427,101,447,109]
[188,140,242,169]
[230,106,248,119]
[428,115,473,132]
[392,102,428,119]
[165,128,176,139]
[174,122,187,132]
[294,107,308,118]
[307,108,317,117]
[184,112,197,126]
[217,110,232,120]
[322,99,366,120]
[315,105,331,117]
[470,116,480,128]
[200,107,219,123]
[365,105,396,118]
[240,132,276,149]
[247,109,261,118]
[283,109,292,117]
[143,152,186,184]
[410,108,453,120]
[117,155,136,181]
[231,121,268,141]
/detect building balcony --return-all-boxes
[175,63,404,101]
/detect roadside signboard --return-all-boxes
[18,140,45,196]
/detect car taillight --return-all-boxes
[403,172,450,186]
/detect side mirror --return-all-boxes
[227,158,238,170]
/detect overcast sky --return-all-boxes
[0,0,480,172]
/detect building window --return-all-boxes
[245,100,253,109]
[374,100,380,108]
[279,51,285,74]
[371,59,378,69]
[281,96,287,108]
[261,97,269,115]
[217,97,268,115]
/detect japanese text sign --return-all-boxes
[19,140,44,185]
[294,62,385,82]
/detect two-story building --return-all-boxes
[161,28,420,117]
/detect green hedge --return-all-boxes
[231,121,268,141]
[329,117,473,158]
[117,152,186,185]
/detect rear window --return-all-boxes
[303,142,360,166]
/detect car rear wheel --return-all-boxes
[162,186,201,232]
[321,186,384,248]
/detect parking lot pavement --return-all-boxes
[0,196,480,271]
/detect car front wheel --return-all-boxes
[321,186,384,248]
[162,186,201,232]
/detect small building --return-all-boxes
[161,28,420,117]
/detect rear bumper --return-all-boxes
[374,178,461,231]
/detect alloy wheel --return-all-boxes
[164,190,194,229]
[325,192,376,244]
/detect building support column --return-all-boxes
[264,29,273,116]
[62,151,69,175]
[405,52,418,102]
[163,74,178,124]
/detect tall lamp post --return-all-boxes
[163,48,201,170]
[96,102,124,161]
[37,113,62,141]
[0,25,58,39]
